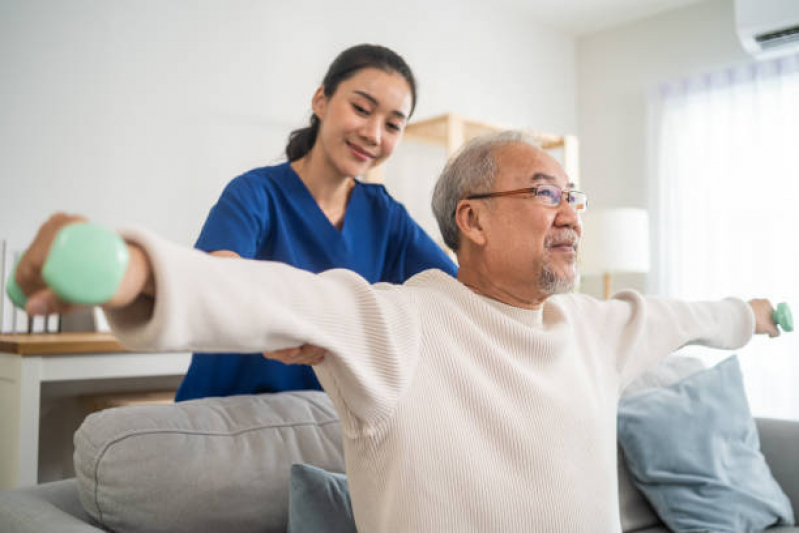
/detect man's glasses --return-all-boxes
[465,184,588,212]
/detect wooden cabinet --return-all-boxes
[0,333,189,488]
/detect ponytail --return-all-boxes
[285,115,320,162]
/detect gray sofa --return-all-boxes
[1,383,798,532]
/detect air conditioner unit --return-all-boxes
[735,0,799,59]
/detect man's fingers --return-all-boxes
[15,212,88,299]
[25,288,80,316]
[14,250,47,298]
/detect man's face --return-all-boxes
[482,143,582,296]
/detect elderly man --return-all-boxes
[16,131,777,531]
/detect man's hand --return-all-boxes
[263,344,326,366]
[15,213,87,315]
[749,299,780,338]
[15,213,154,316]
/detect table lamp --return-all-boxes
[580,208,650,299]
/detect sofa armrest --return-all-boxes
[756,417,799,514]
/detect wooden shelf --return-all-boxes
[365,113,579,186]
[82,390,175,413]
[0,332,126,356]
[404,113,570,152]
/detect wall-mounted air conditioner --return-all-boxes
[735,0,799,59]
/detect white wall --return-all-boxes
[0,0,576,256]
[576,0,749,295]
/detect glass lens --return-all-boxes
[567,191,588,212]
[534,185,561,206]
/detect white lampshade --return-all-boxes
[580,208,650,276]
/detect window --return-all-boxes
[649,53,799,419]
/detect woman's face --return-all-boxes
[312,67,413,178]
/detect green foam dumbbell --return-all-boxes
[773,302,793,333]
[5,223,130,309]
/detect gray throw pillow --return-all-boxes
[74,391,344,533]
[288,464,356,533]
[618,355,795,532]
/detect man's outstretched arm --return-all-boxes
[15,214,421,430]
[580,290,779,389]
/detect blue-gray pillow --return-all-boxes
[618,355,794,532]
[288,463,356,533]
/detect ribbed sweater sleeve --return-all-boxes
[565,290,755,389]
[104,228,421,429]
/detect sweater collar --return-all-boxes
[409,270,545,327]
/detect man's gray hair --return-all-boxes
[431,130,540,251]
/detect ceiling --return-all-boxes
[496,0,707,35]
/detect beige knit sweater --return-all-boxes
[106,228,755,532]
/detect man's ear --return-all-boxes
[311,86,327,120]
[455,200,488,247]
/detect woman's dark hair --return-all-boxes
[285,44,417,162]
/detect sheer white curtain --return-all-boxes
[649,53,799,420]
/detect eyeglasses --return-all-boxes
[465,184,588,212]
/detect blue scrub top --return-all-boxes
[175,162,457,401]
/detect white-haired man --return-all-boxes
[16,131,778,531]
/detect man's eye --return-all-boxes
[386,122,401,132]
[535,187,560,203]
[352,104,368,115]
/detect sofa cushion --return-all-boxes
[74,391,344,533]
[287,463,356,533]
[618,355,795,532]
[618,354,706,532]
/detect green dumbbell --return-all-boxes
[5,223,130,309]
[773,302,793,333]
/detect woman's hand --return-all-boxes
[207,249,326,364]
[262,344,326,366]
[206,250,326,366]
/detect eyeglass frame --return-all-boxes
[463,182,588,212]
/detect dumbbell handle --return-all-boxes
[5,223,129,309]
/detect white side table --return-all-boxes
[0,332,190,489]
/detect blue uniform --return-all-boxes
[175,162,457,400]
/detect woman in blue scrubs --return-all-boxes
[176,44,457,401]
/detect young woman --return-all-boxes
[175,44,457,401]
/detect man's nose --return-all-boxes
[555,196,581,230]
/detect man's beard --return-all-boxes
[538,229,580,295]
[538,257,578,295]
